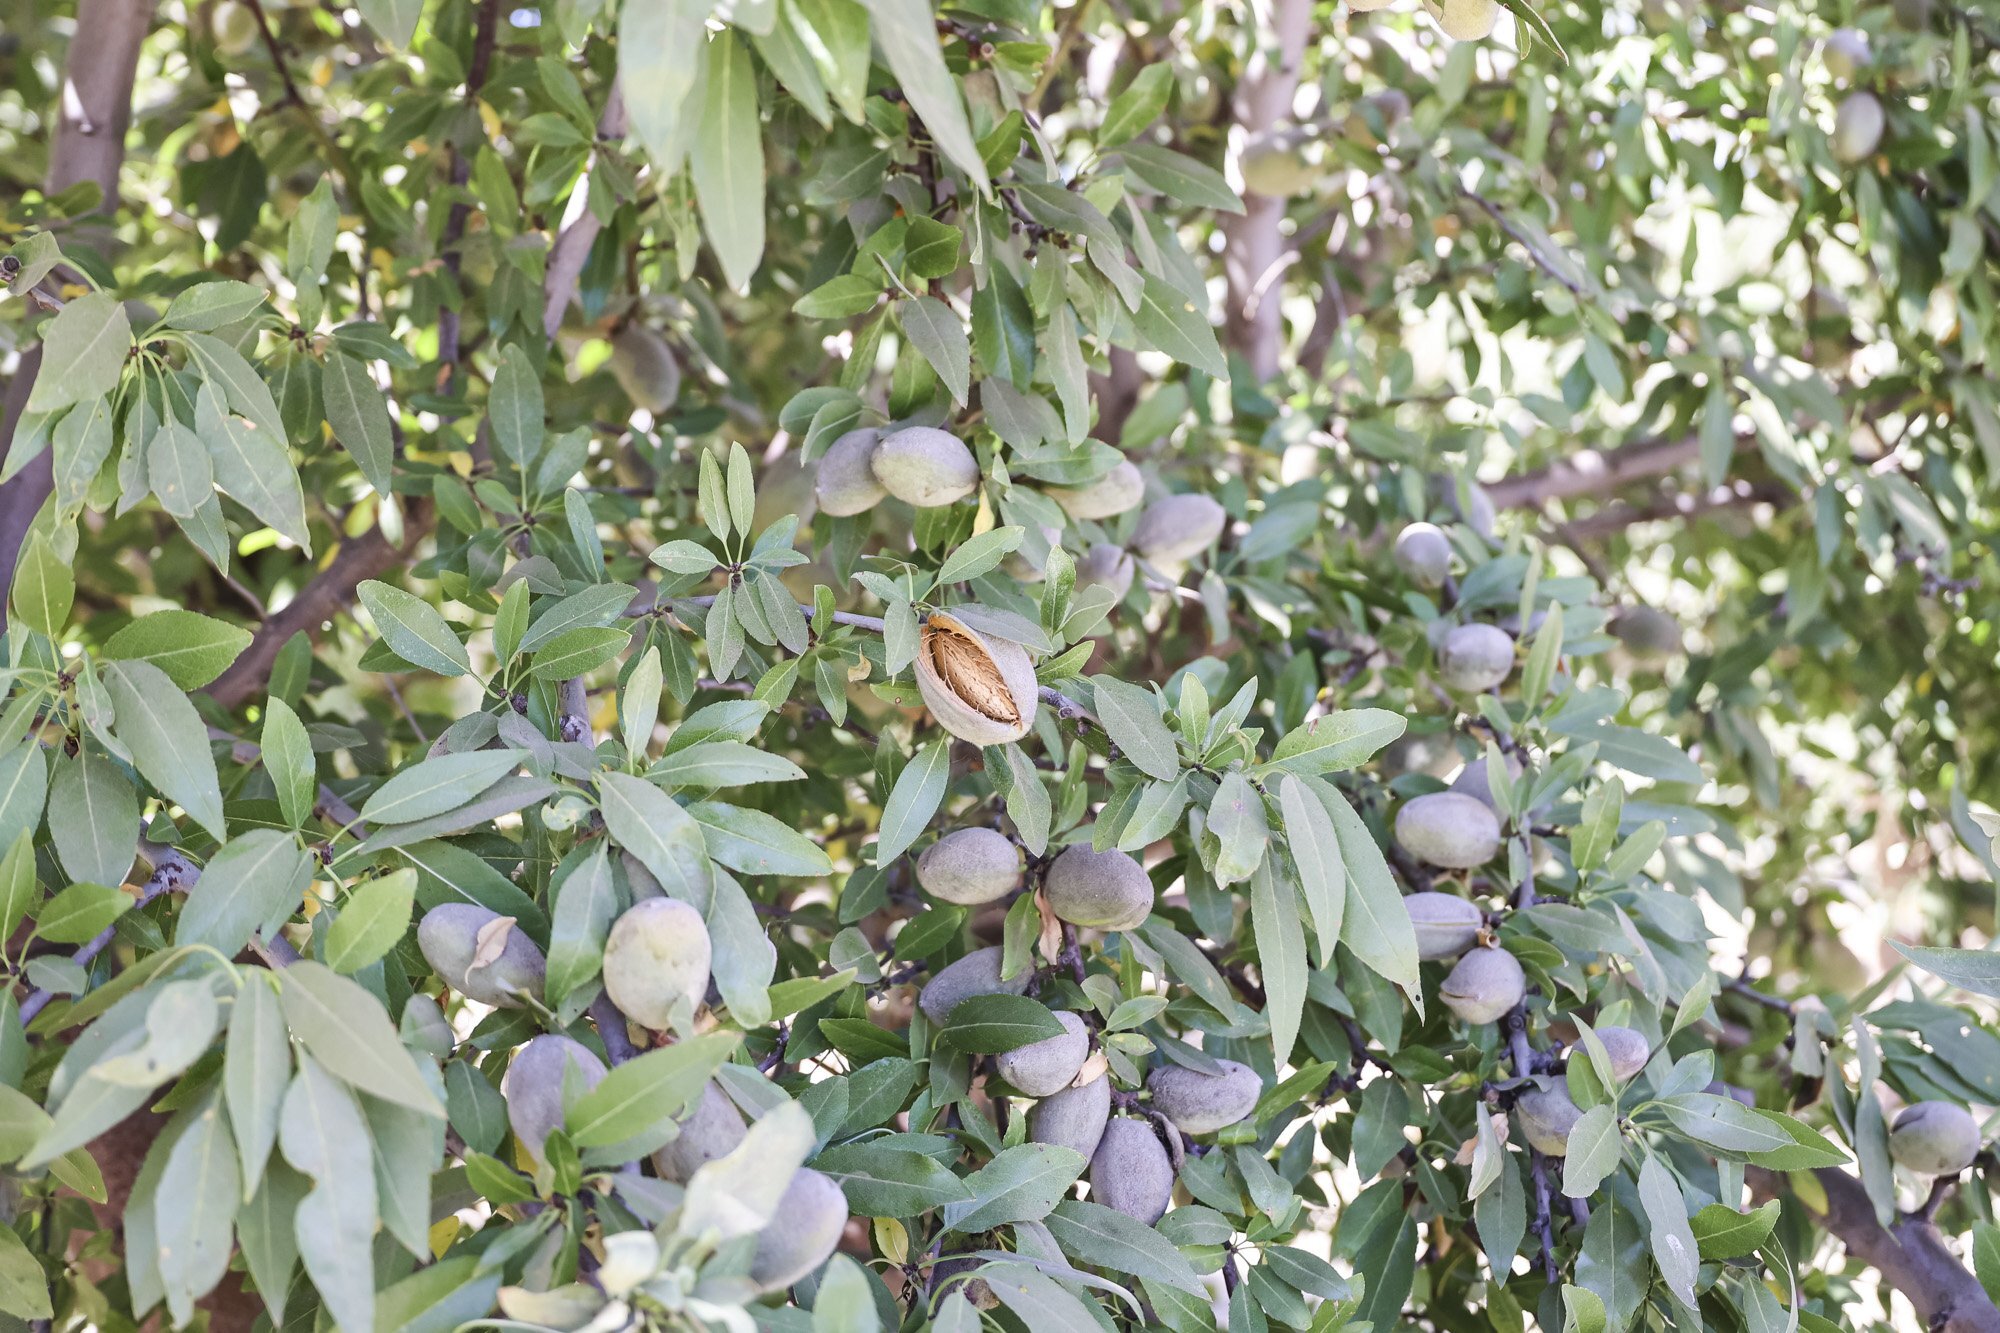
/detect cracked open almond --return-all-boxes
[914,611,1038,745]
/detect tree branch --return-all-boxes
[543,89,630,340]
[1484,434,1707,511]
[1747,1166,2000,1333]
[1218,0,1310,382]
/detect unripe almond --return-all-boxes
[1515,1081,1583,1155]
[1089,1117,1175,1223]
[1595,1026,1650,1083]
[1833,91,1885,164]
[609,324,681,414]
[502,1034,606,1166]
[1612,605,1682,661]
[1147,1059,1262,1134]
[1439,946,1525,1025]
[1822,27,1872,80]
[1450,752,1522,813]
[995,1010,1091,1097]
[1395,792,1503,869]
[1003,525,1064,583]
[749,1167,848,1292]
[1424,0,1500,39]
[213,1,260,55]
[918,945,1032,1025]
[1044,844,1154,932]
[914,612,1039,746]
[1048,461,1144,520]
[602,898,711,1030]
[1889,1101,1980,1176]
[1393,523,1452,587]
[1437,623,1515,693]
[871,426,979,507]
[1132,494,1226,568]
[814,428,887,517]
[417,904,547,1008]
[917,827,1025,906]
[1406,891,1485,961]
[1076,543,1136,602]
[400,993,454,1059]
[651,1080,747,1183]
[1239,134,1319,198]
[1029,1070,1112,1159]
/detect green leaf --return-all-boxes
[0,1222,50,1319]
[146,422,211,517]
[814,1139,974,1215]
[12,531,73,637]
[651,741,806,788]
[488,342,544,467]
[1046,1198,1203,1294]
[1265,708,1407,777]
[794,274,883,319]
[260,698,317,831]
[321,351,395,498]
[1209,771,1269,885]
[324,868,417,973]
[691,32,767,291]
[1276,776,1345,966]
[877,740,950,864]
[620,0,711,170]
[197,387,310,552]
[1133,274,1227,379]
[938,526,1025,585]
[1098,63,1173,147]
[1690,1201,1780,1259]
[103,659,226,839]
[901,295,971,405]
[225,976,290,1193]
[0,832,36,946]
[941,1143,1087,1233]
[689,800,834,876]
[1892,941,2000,1000]
[598,770,713,900]
[27,291,130,413]
[278,962,444,1116]
[177,829,311,959]
[156,1091,240,1323]
[904,217,962,279]
[528,626,632,680]
[103,610,252,689]
[1635,1155,1698,1306]
[858,0,990,191]
[1572,775,1622,873]
[566,1031,740,1146]
[1089,677,1178,781]
[358,579,471,676]
[47,746,136,892]
[278,1053,379,1333]
[163,280,267,332]
[1250,860,1306,1062]
[1312,777,1420,1005]
[1561,1103,1622,1197]
[36,881,130,945]
[362,751,522,825]
[938,994,1065,1052]
[517,582,641,653]
[1117,143,1244,214]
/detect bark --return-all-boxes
[1484,434,1705,511]
[1748,1166,2000,1333]
[543,89,630,339]
[1218,0,1311,383]
[0,0,154,631]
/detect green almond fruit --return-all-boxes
[1439,946,1525,1026]
[917,827,1025,906]
[1029,1071,1112,1160]
[995,1010,1090,1097]
[602,898,712,1031]
[871,426,979,507]
[917,945,1031,1026]
[417,903,547,1009]
[1147,1058,1262,1135]
[1044,844,1154,932]
[502,1034,606,1166]
[1088,1117,1174,1224]
[1395,792,1503,870]
[651,1080,747,1183]
[749,1167,849,1292]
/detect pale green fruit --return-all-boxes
[918,945,1031,1025]
[417,903,547,1008]
[749,1167,848,1292]
[1406,891,1485,961]
[1089,1118,1174,1223]
[1450,752,1522,813]
[1239,135,1319,198]
[1437,623,1514,693]
[1515,1082,1583,1155]
[1395,792,1502,869]
[1594,1026,1650,1083]
[871,426,979,507]
[213,0,261,55]
[1889,1101,1981,1176]
[1030,1071,1112,1159]
[1439,946,1525,1025]
[1146,1059,1262,1134]
[602,898,711,1030]
[1348,0,1397,10]
[1822,27,1872,80]
[914,611,1039,746]
[1393,522,1451,587]
[399,993,454,1059]
[609,324,681,414]
[1423,0,1500,39]
[502,1034,606,1166]
[1044,844,1154,931]
[814,428,886,517]
[1133,494,1227,568]
[916,827,1024,906]
[995,1010,1091,1097]
[1833,91,1885,164]
[1048,461,1144,520]
[1612,606,1682,661]
[1076,543,1136,602]
[651,1081,746,1183]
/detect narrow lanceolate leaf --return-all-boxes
[598,770,714,901]
[358,579,471,676]
[1277,776,1345,966]
[361,750,522,825]
[621,0,711,170]
[1891,941,2000,1001]
[565,1031,740,1147]
[1562,1103,1623,1197]
[1265,708,1408,777]
[278,962,444,1116]
[937,994,1064,1053]
[1133,274,1227,380]
[102,659,226,839]
[156,1091,240,1324]
[260,697,316,831]
[0,745,49,860]
[47,745,137,891]
[941,1144,1087,1233]
[12,530,74,638]
[26,291,130,413]
[323,868,417,974]
[177,829,311,960]
[320,351,395,497]
[1311,777,1420,1006]
[487,342,544,467]
[691,32,766,291]
[877,740,950,865]
[1089,677,1179,780]
[901,296,971,405]
[1208,771,1269,884]
[1046,1199,1204,1295]
[224,976,291,1195]
[201,400,311,550]
[1251,861,1306,1063]
[102,610,252,690]
[1636,1155,1700,1307]
[689,801,834,877]
[545,843,617,1005]
[278,1054,380,1333]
